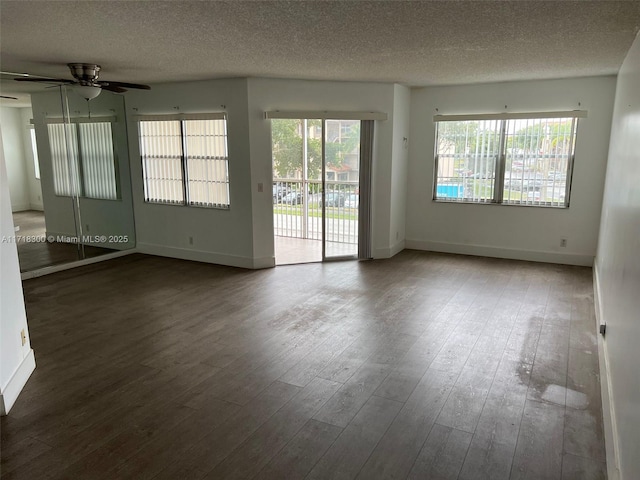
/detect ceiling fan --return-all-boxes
[14,63,150,100]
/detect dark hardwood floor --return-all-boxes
[0,251,606,479]
[12,210,116,273]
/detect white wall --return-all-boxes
[246,78,402,261]
[125,78,256,267]
[595,33,640,480]
[389,84,410,256]
[0,107,30,212]
[123,77,409,268]
[0,126,36,415]
[20,107,43,211]
[406,77,616,266]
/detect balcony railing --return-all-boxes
[273,180,359,244]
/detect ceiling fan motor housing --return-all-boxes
[68,63,101,85]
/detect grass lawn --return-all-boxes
[273,204,358,220]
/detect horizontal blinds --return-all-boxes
[265,110,387,121]
[134,113,226,122]
[433,110,587,122]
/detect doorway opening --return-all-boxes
[271,118,365,265]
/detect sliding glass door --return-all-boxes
[323,120,360,259]
[272,118,369,264]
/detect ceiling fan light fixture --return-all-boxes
[75,85,101,100]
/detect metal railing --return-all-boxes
[273,180,359,244]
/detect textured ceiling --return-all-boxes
[1,0,640,99]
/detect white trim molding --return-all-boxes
[433,110,588,122]
[137,243,275,270]
[372,240,405,259]
[405,239,593,266]
[133,112,226,122]
[593,262,621,480]
[0,349,36,416]
[10,204,31,213]
[264,110,387,121]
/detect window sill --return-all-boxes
[432,199,568,209]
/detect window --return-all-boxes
[137,114,229,208]
[47,120,118,199]
[433,112,582,207]
[29,128,40,179]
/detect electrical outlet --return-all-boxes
[257,182,264,193]
[189,236,194,245]
[20,329,26,346]
[560,238,567,248]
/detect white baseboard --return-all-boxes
[29,203,43,211]
[252,255,276,269]
[11,204,31,213]
[390,239,405,257]
[137,242,273,270]
[373,239,406,259]
[593,262,621,480]
[405,239,593,266]
[0,349,36,416]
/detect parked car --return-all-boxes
[527,191,542,201]
[281,191,303,205]
[505,173,544,191]
[345,194,359,209]
[547,172,567,182]
[324,192,345,207]
[272,183,290,203]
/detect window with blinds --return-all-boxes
[137,114,229,208]
[47,121,118,200]
[48,123,81,196]
[138,120,184,204]
[433,112,582,208]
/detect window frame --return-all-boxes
[136,113,230,209]
[29,126,41,180]
[432,111,585,208]
[45,117,120,200]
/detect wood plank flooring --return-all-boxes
[12,210,116,273]
[0,251,606,479]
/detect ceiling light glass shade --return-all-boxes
[75,85,101,100]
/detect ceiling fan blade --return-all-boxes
[98,80,151,90]
[1,96,19,100]
[15,77,75,84]
[100,84,127,93]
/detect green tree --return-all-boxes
[506,120,574,154]
[272,119,302,179]
[325,122,360,170]
[272,119,322,179]
[272,119,360,180]
[438,121,479,158]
